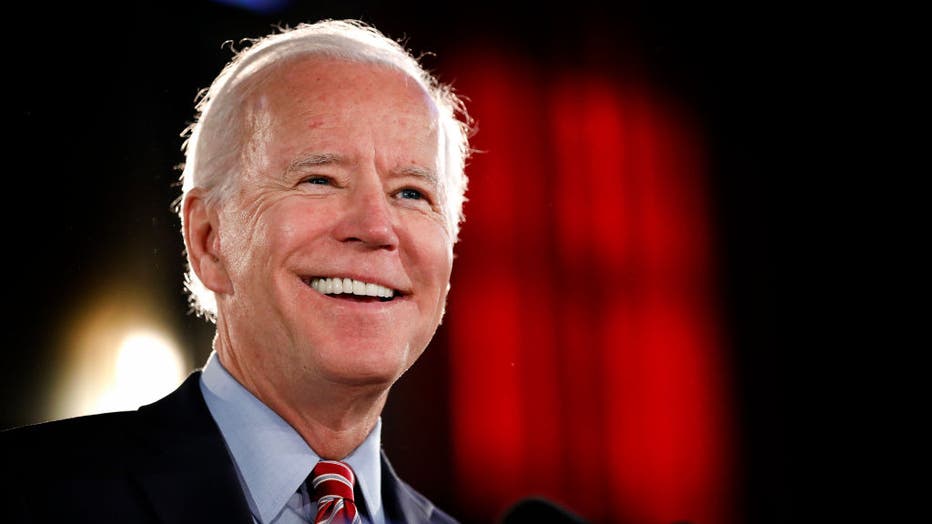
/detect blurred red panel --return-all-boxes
[448,50,733,524]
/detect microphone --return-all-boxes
[499,497,590,523]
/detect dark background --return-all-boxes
[0,1,830,521]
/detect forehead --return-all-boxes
[251,56,438,130]
[239,56,442,179]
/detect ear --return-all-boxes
[183,189,234,295]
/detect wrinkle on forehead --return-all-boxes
[238,57,446,214]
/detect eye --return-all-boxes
[303,176,331,185]
[398,188,424,200]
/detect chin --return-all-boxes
[320,366,405,389]
[315,348,416,388]
[294,317,432,388]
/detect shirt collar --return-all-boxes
[199,352,383,523]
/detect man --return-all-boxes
[0,20,470,524]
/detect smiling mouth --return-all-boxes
[304,276,399,302]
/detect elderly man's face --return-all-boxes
[214,57,452,391]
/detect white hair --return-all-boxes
[177,19,472,320]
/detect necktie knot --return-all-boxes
[310,460,360,524]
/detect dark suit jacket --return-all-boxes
[0,372,456,523]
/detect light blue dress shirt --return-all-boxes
[199,352,385,524]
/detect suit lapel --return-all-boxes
[381,449,434,524]
[129,372,254,524]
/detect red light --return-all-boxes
[447,51,735,524]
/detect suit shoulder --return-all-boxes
[3,410,135,435]
[0,411,143,472]
[1,410,138,444]
[0,372,204,463]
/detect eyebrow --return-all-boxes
[394,165,440,189]
[287,152,345,172]
[285,152,439,188]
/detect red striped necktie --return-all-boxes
[310,460,362,524]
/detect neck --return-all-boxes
[264,382,387,459]
[213,329,390,459]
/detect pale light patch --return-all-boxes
[48,289,190,420]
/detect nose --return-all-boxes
[332,180,399,250]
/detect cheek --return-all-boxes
[270,201,339,254]
[407,224,454,296]
[247,201,342,281]
[221,205,289,282]
[220,220,255,280]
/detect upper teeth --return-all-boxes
[310,277,395,298]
